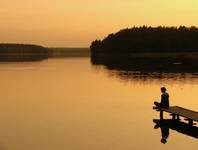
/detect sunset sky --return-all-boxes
[1,0,198,47]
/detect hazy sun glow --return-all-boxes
[1,0,198,47]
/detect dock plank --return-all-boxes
[159,106,198,122]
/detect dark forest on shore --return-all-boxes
[90,26,198,73]
[90,26,198,54]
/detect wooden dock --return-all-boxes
[155,106,198,126]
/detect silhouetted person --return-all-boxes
[153,87,169,109]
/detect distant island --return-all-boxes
[0,44,49,61]
[0,44,90,61]
[90,26,198,54]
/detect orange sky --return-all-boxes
[1,0,198,47]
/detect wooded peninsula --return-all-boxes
[90,26,198,72]
[90,26,198,54]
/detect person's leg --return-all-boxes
[154,101,161,107]
[153,101,161,109]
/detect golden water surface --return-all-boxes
[0,58,197,150]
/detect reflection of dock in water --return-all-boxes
[153,119,198,139]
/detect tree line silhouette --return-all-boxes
[0,44,48,54]
[90,26,198,54]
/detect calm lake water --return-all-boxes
[0,57,197,150]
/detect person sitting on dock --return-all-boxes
[153,87,169,109]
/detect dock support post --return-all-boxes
[160,111,163,120]
[176,115,180,120]
[189,119,193,126]
[172,114,176,120]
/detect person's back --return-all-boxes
[153,87,170,109]
[161,91,169,108]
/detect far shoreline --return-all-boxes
[48,47,90,57]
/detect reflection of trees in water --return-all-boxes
[106,71,198,84]
[91,57,198,84]
[91,65,198,83]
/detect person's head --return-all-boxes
[161,87,166,93]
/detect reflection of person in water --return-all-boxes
[153,87,169,109]
[160,125,169,144]
[154,121,169,144]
